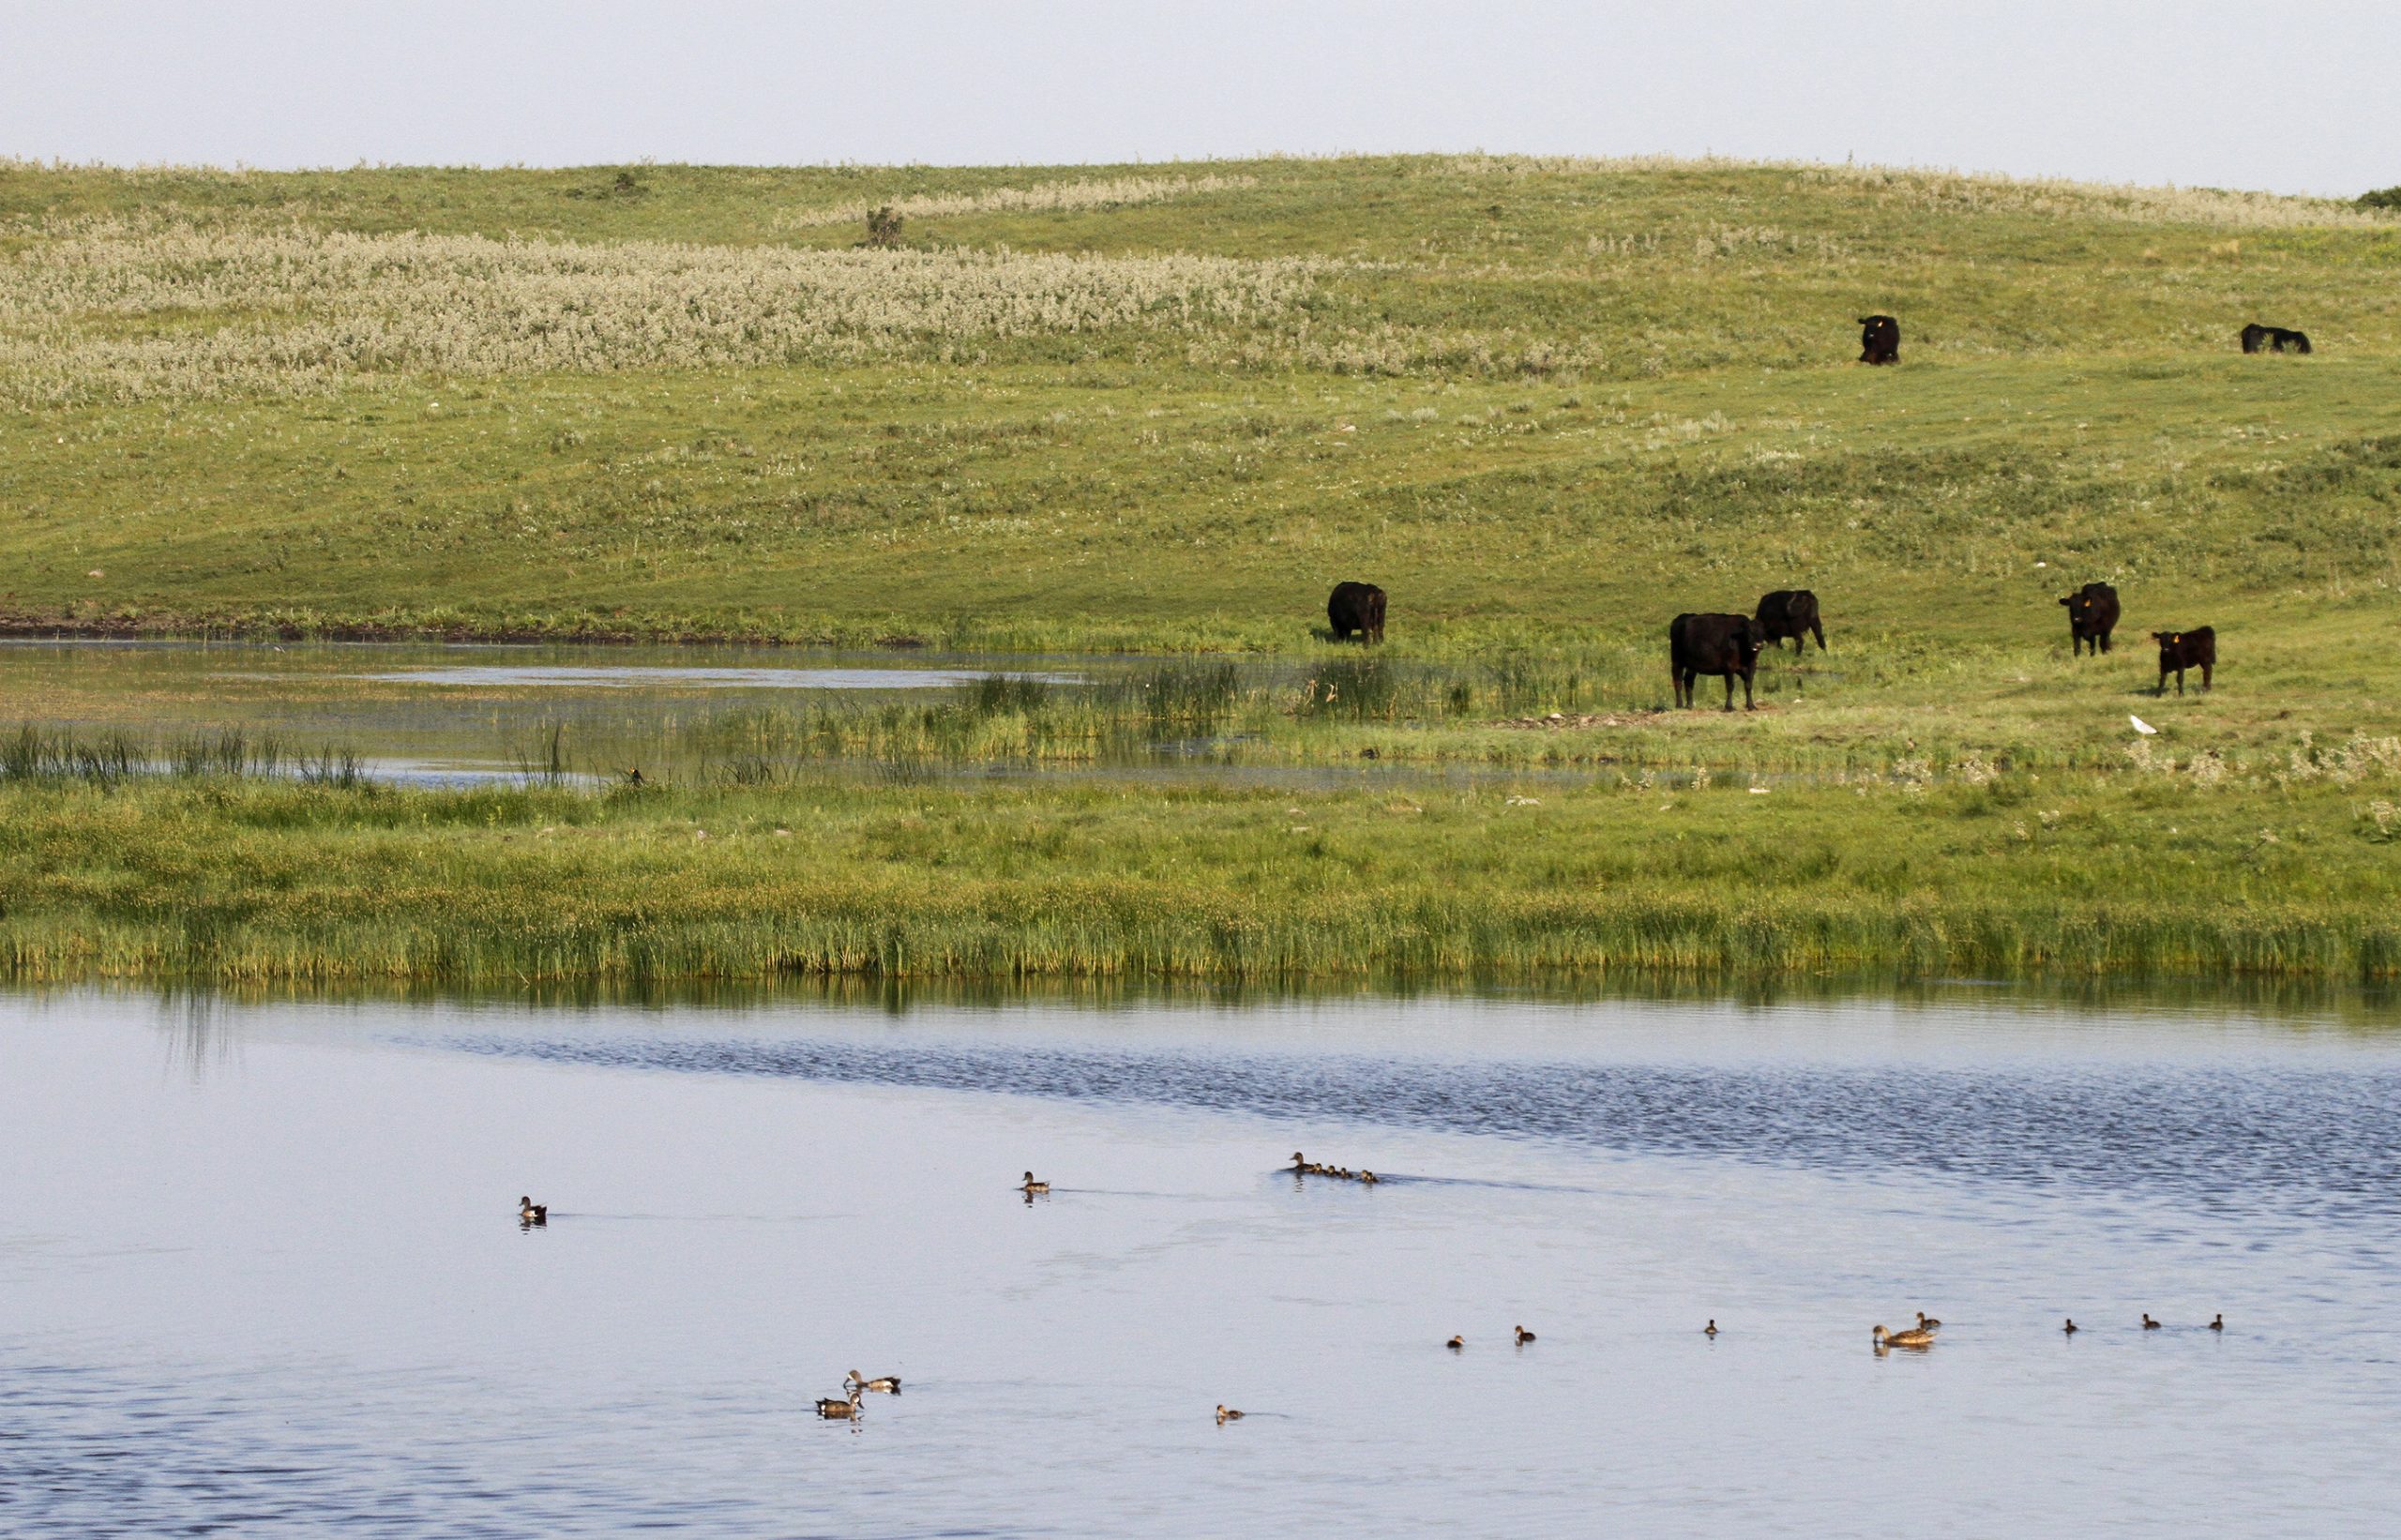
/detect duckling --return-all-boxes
[518,1196,548,1225]
[1359,1170,1380,1185]
[845,1370,901,1395]
[1445,1335,1464,1351]
[1872,1323,1936,1350]
[2208,1313,2225,1332]
[1703,1320,1718,1338]
[815,1392,862,1420]
[1216,1404,1244,1425]
[1915,1311,1942,1332]
[1020,1171,1049,1196]
[2062,1318,2079,1336]
[1513,1325,1535,1345]
[2141,1313,2162,1330]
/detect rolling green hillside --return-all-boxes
[3,153,2397,655]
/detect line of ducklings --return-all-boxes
[1877,1310,2225,1351]
[1289,1152,1382,1185]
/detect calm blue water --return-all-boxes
[4,987,2396,1537]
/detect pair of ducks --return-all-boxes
[816,1370,901,1419]
[1871,1312,1945,1351]
[1289,1153,1381,1185]
[1443,1326,1537,1350]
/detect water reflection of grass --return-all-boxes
[2,767,2394,987]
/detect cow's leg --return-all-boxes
[1741,669,1756,711]
[1720,672,1735,712]
[2201,662,2212,691]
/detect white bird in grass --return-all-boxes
[2129,715,2158,735]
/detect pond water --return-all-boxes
[0,639,1115,785]
[4,985,2396,1536]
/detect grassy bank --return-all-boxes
[3,764,2396,987]
[6,155,2401,988]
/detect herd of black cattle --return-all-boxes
[1321,312,2288,707]
[1329,575,2213,712]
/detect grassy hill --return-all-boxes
[5,155,2400,989]
[4,154,2397,654]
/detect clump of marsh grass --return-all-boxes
[0,722,365,788]
[0,724,143,785]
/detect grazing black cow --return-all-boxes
[1755,589,1826,652]
[2059,581,2121,656]
[1326,581,1386,643]
[1858,314,1900,365]
[2152,627,2215,695]
[1669,612,1766,711]
[2241,324,2313,355]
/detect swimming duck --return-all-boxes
[1445,1335,1464,1351]
[2062,1318,2079,1336]
[2209,1313,2225,1332]
[1290,1152,1314,1174]
[1216,1404,1245,1424]
[1915,1312,1942,1331]
[1020,1171,1049,1195]
[2141,1314,2161,1330]
[518,1196,548,1225]
[815,1392,862,1420]
[1514,1325,1536,1345]
[1704,1320,1719,1338]
[1872,1323,1936,1350]
[845,1370,901,1395]
[1359,1170,1380,1185]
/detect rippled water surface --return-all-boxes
[4,987,2397,1536]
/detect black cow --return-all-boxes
[2152,627,2215,695]
[1326,581,1386,643]
[1858,314,1900,365]
[1756,589,1826,652]
[1669,612,1766,711]
[2060,581,2120,656]
[2241,324,2313,355]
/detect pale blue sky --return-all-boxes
[2,1,2393,195]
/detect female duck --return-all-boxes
[1872,1323,1936,1350]
[1020,1171,1050,1196]
[846,1370,901,1395]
